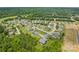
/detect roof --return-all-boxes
[51,32,60,39]
[39,38,47,44]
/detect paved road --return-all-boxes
[76,31,79,44]
[16,27,21,34]
[0,16,17,23]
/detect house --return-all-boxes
[5,27,16,36]
[20,19,28,26]
[48,22,55,29]
[39,34,48,44]
[39,38,47,44]
[51,31,60,39]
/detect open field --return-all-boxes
[62,23,79,52]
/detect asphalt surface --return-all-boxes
[76,32,79,44]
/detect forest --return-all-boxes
[0,7,79,18]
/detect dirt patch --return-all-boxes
[62,24,79,52]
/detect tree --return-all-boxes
[0,25,4,33]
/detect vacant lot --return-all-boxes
[62,23,79,52]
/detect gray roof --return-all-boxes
[39,38,47,44]
[51,32,60,39]
[39,34,49,44]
